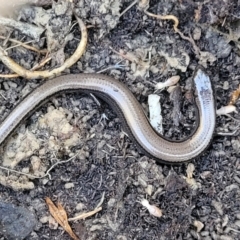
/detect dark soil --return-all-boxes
[0,0,240,239]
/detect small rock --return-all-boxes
[222,215,229,227]
[117,235,127,240]
[201,231,209,237]
[220,235,233,240]
[193,27,201,40]
[48,216,58,230]
[194,220,204,232]
[0,201,37,240]
[200,171,212,179]
[212,200,224,215]
[31,156,41,172]
[39,216,49,224]
[76,203,86,211]
[107,198,116,207]
[7,81,18,89]
[234,220,240,228]
[225,184,239,192]
[145,185,154,196]
[231,139,240,154]
[138,174,148,188]
[223,81,229,90]
[64,182,74,189]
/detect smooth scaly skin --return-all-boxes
[0,68,215,164]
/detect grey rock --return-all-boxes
[205,29,232,59]
[0,201,37,240]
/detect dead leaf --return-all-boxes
[45,197,79,240]
[229,84,240,105]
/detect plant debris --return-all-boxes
[45,197,79,240]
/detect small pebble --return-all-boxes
[31,156,41,172]
[212,200,223,215]
[201,231,209,236]
[7,81,18,89]
[220,235,233,240]
[194,220,204,232]
[235,213,240,219]
[234,220,240,228]
[48,216,58,230]
[65,182,74,189]
[76,203,86,211]
[145,185,154,196]
[39,216,49,224]
[193,27,201,40]
[223,81,229,90]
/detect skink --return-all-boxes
[0,68,215,164]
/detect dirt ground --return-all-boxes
[0,0,240,239]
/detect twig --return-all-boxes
[0,92,7,100]
[0,73,19,78]
[119,0,138,17]
[0,36,48,54]
[68,207,102,221]
[0,55,51,78]
[97,60,126,73]
[144,10,201,56]
[217,129,239,136]
[225,114,240,123]
[144,10,179,32]
[0,16,87,79]
[31,56,51,71]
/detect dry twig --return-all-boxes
[0,16,87,79]
[144,10,179,32]
[68,207,102,222]
[144,10,201,56]
[0,36,47,53]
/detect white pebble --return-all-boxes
[64,182,74,189]
[194,220,204,232]
[148,94,163,134]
